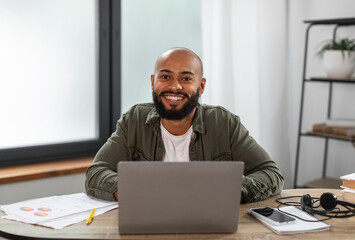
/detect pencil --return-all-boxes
[86,208,96,225]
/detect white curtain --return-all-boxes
[201,0,292,188]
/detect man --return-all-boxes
[85,47,284,203]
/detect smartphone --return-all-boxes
[248,207,296,226]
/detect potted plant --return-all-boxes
[317,38,355,79]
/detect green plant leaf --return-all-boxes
[316,38,355,59]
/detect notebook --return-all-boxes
[117,161,244,234]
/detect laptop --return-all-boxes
[117,161,244,234]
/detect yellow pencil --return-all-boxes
[86,208,96,225]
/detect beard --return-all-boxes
[153,88,200,120]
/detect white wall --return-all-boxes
[0,173,85,205]
[288,0,355,187]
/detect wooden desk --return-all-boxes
[0,189,354,240]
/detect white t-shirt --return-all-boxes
[160,123,193,162]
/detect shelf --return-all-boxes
[303,178,342,189]
[302,131,355,142]
[306,77,355,84]
[304,18,355,25]
[294,17,355,189]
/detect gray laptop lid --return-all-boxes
[117,161,244,234]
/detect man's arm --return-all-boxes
[85,119,129,201]
[230,117,284,203]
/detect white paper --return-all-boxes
[249,206,330,234]
[0,193,118,229]
[340,172,355,180]
[341,187,355,193]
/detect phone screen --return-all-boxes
[252,207,295,223]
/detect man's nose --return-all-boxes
[169,79,182,91]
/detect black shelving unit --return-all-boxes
[294,18,355,189]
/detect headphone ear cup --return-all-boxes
[320,192,337,210]
[301,194,313,211]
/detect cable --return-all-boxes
[275,195,355,220]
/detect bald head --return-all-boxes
[154,48,204,79]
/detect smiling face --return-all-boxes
[151,48,206,120]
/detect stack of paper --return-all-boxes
[249,206,330,234]
[0,193,118,229]
[340,173,355,204]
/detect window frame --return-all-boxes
[0,0,121,167]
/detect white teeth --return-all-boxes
[165,96,183,101]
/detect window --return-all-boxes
[0,0,201,166]
[121,0,202,112]
[0,0,119,166]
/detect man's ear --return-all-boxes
[151,74,155,90]
[199,78,206,95]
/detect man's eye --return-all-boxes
[182,77,192,81]
[161,75,169,80]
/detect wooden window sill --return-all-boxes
[0,157,94,184]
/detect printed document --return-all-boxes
[0,193,118,229]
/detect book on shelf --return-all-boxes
[312,123,355,137]
[325,119,355,127]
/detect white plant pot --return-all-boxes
[322,50,355,79]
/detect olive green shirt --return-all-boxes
[85,103,284,203]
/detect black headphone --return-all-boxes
[301,192,355,218]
